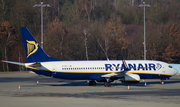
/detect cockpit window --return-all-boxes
[168,65,173,68]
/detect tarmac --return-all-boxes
[0,72,180,107]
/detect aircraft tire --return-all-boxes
[104,82,111,87]
[89,80,96,86]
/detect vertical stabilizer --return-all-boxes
[20,27,60,63]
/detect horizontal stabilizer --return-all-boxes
[1,60,25,66]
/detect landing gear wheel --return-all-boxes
[104,82,111,87]
[89,80,96,86]
[160,79,165,85]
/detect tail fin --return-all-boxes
[20,27,60,63]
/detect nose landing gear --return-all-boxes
[160,79,165,85]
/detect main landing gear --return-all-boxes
[104,78,112,87]
[89,80,96,86]
[88,80,112,87]
[104,82,111,87]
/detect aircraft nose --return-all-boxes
[174,69,178,75]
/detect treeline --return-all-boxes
[0,0,180,71]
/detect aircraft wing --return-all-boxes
[101,70,128,78]
[101,59,130,78]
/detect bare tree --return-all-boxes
[45,17,69,60]
[83,28,90,60]
[96,32,109,60]
[84,0,93,23]
[0,21,17,71]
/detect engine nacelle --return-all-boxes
[120,73,140,84]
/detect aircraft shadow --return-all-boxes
[40,79,180,87]
[125,80,180,87]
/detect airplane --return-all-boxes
[2,27,178,87]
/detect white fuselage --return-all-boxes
[25,60,178,80]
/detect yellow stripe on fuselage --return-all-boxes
[26,66,118,73]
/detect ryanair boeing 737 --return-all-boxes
[2,27,178,87]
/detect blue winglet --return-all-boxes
[20,27,60,63]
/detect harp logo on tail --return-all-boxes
[26,40,38,58]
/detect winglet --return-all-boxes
[122,58,129,71]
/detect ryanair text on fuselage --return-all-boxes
[105,63,162,71]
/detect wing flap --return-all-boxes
[101,73,118,77]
